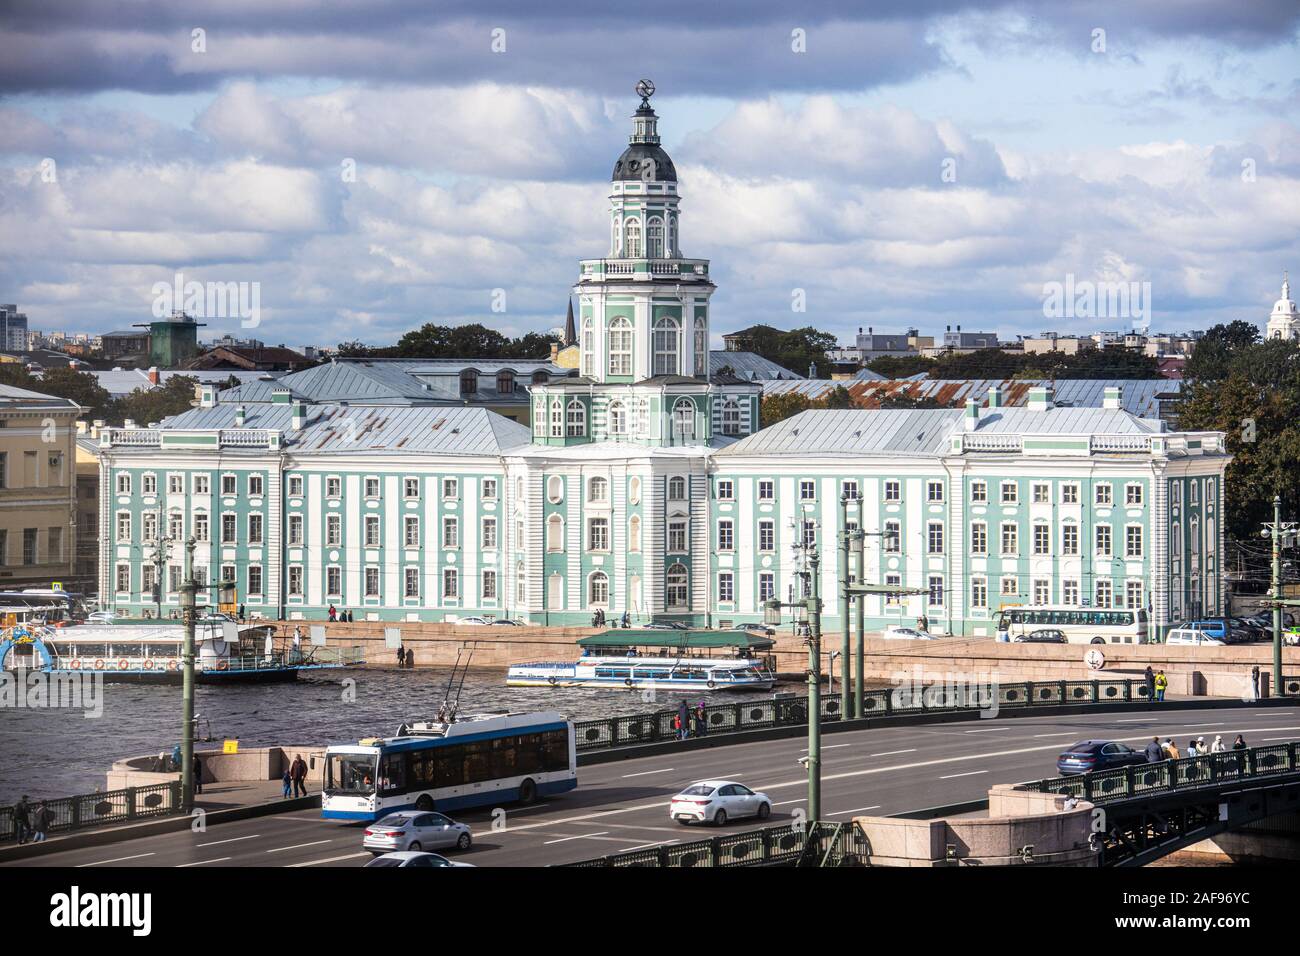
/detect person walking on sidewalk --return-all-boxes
[290,754,309,797]
[30,801,51,843]
[193,755,203,795]
[12,795,30,845]
[1153,670,1168,702]
[282,767,292,798]
[1143,665,1155,701]
[1251,665,1261,701]
[1144,737,1164,762]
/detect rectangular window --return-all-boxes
[482,518,497,550]
[365,567,379,597]
[1001,481,1017,504]
[117,473,131,495]
[404,477,419,498]
[248,513,263,545]
[194,475,209,495]
[1000,523,1018,556]
[970,481,987,503]
[326,477,341,498]
[928,576,944,608]
[1096,524,1112,557]
[248,565,263,596]
[365,515,381,547]
[482,478,497,500]
[1126,525,1143,558]
[1062,523,1079,555]
[194,513,210,542]
[759,573,775,603]
[758,520,775,552]
[716,479,734,501]
[1032,483,1050,504]
[1033,579,1050,605]
[326,515,341,547]
[443,568,458,599]
[1032,524,1050,555]
[116,512,132,542]
[1000,576,1018,597]
[667,520,686,553]
[287,475,303,497]
[927,522,944,554]
[718,520,734,552]
[142,512,157,541]
[927,480,944,502]
[885,574,901,605]
[884,521,900,553]
[326,566,342,596]
[249,474,264,497]
[589,517,609,552]
[802,520,816,548]
[116,564,131,592]
[443,478,458,499]
[1095,483,1113,506]
[442,516,458,549]
[288,566,304,596]
[1126,484,1143,506]
[482,570,497,600]
[168,512,183,540]
[971,577,987,609]
[718,573,734,604]
[1126,581,1144,609]
[970,522,987,554]
[221,514,236,543]
[1062,579,1079,606]
[222,474,237,495]
[1061,483,1079,505]
[142,473,156,495]
[884,480,900,502]
[1096,580,1113,608]
[364,477,380,498]
[799,480,815,500]
[404,567,420,598]
[404,516,420,547]
[758,480,774,502]
[287,514,303,545]
[168,474,184,494]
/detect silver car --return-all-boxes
[669,780,773,826]
[363,812,473,855]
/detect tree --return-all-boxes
[823,385,855,409]
[114,376,200,427]
[866,354,935,378]
[31,366,115,423]
[759,391,817,427]
[339,323,561,361]
[1184,320,1261,382]
[728,325,837,377]
[875,390,951,409]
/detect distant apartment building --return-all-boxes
[0,305,29,352]
[919,325,1001,357]
[1022,332,1097,356]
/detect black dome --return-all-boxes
[612,143,677,183]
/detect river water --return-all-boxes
[0,666,802,804]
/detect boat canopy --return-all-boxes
[576,629,775,651]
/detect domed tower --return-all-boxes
[1267,272,1300,341]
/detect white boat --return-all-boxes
[507,629,777,691]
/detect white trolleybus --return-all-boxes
[996,605,1150,645]
[321,711,577,821]
[506,629,778,691]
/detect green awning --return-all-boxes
[577,629,775,650]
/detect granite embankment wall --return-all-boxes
[279,621,1298,697]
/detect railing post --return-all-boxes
[71,794,82,830]
[733,701,743,732]
[125,785,137,822]
[1123,680,1131,702]
[1025,680,1035,707]
[1090,680,1099,703]
[171,779,182,813]
[1058,680,1066,704]
[1125,765,1135,797]
[711,836,722,868]
[884,689,893,717]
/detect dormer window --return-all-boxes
[532,369,549,385]
[496,371,515,394]
[460,370,478,396]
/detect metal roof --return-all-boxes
[759,378,1180,417]
[0,383,80,409]
[156,403,531,456]
[708,351,804,381]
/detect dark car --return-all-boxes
[644,619,690,630]
[1014,628,1066,644]
[1056,739,1148,776]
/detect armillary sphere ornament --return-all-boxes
[636,78,655,102]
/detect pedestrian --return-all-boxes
[1154,670,1168,702]
[291,626,302,663]
[347,610,354,623]
[1162,738,1178,759]
[290,753,309,797]
[396,643,405,668]
[238,603,246,622]
[677,699,690,740]
[1251,665,1261,701]
[1211,734,1225,753]
[621,610,630,628]
[671,713,682,739]
[1232,734,1247,751]
[30,801,51,843]
[193,755,203,795]
[1197,736,1207,754]
[1186,739,1200,757]
[695,701,708,737]
[1143,665,1154,701]
[12,795,30,845]
[281,766,292,798]
[404,647,414,669]
[1144,736,1164,763]
[328,604,337,622]
[917,614,929,633]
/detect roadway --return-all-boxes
[11,703,1300,868]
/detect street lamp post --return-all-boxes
[179,536,197,809]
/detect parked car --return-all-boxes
[85,610,121,624]
[363,851,475,868]
[728,622,775,636]
[1164,627,1225,646]
[882,625,938,641]
[490,618,524,626]
[644,620,690,630]
[454,616,490,626]
[1013,628,1067,644]
[362,812,473,855]
[669,780,772,826]
[1056,740,1148,775]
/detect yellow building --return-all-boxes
[0,383,82,590]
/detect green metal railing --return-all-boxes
[572,677,1155,753]
[0,781,181,842]
[1032,741,1300,805]
[562,821,865,868]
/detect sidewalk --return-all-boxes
[194,778,303,811]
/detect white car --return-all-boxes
[85,611,120,624]
[455,616,490,626]
[669,780,772,826]
[1164,628,1225,646]
[882,625,938,641]
[363,851,475,868]
[362,811,473,854]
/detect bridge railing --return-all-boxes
[1031,741,1300,805]
[571,678,1151,753]
[562,821,863,868]
[0,781,181,842]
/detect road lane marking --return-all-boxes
[624,840,680,852]
[939,771,987,780]
[266,840,335,853]
[622,768,675,778]
[543,831,610,845]
[288,852,369,867]
[773,798,806,806]
[801,744,852,751]
[1116,718,1150,722]
[196,834,260,848]
[964,727,1008,733]
[871,749,916,757]
[828,805,880,816]
[77,853,155,867]
[1032,733,1076,738]
[177,857,231,867]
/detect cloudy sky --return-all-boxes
[1,1,1298,351]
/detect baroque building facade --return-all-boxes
[95,88,1230,638]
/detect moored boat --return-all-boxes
[506,629,777,691]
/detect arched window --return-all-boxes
[608,400,627,436]
[531,370,549,385]
[565,399,586,437]
[667,215,677,257]
[608,317,633,376]
[653,317,679,376]
[668,476,686,500]
[547,475,564,503]
[666,563,688,608]
[496,371,515,394]
[635,398,649,435]
[624,218,642,258]
[546,514,564,551]
[611,217,621,256]
[589,571,609,607]
[459,369,478,395]
[694,317,708,376]
[628,477,641,505]
[647,217,664,258]
[589,477,608,503]
[581,318,594,376]
[628,515,641,552]
[672,398,695,441]
[516,562,527,604]
[722,399,741,436]
[549,401,563,438]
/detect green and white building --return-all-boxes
[96,87,1230,637]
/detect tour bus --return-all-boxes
[996,605,1150,645]
[321,711,577,821]
[0,590,86,627]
